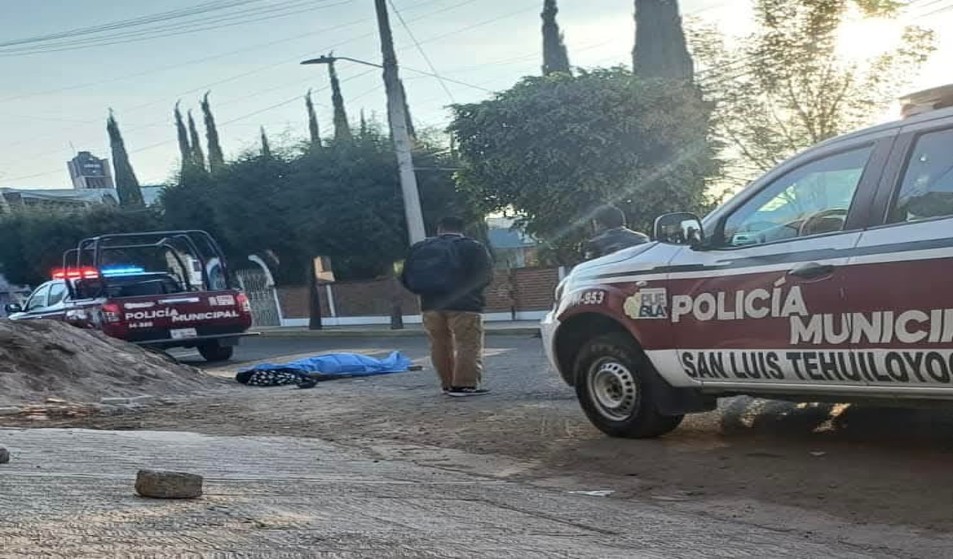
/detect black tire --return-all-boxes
[574,333,684,439]
[198,341,234,363]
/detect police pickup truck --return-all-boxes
[542,85,953,438]
[5,231,255,362]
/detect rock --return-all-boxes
[135,470,203,499]
[0,447,9,464]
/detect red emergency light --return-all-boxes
[52,267,100,280]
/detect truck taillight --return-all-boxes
[101,303,122,324]
[236,293,252,314]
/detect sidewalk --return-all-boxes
[258,320,541,338]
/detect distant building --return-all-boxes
[0,186,163,215]
[68,151,114,190]
[486,217,540,269]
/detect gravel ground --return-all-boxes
[4,335,953,557]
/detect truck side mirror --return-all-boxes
[4,303,22,314]
[654,212,705,248]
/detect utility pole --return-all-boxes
[374,0,426,245]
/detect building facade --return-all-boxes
[67,151,114,190]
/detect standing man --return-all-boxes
[402,217,493,397]
[585,205,650,260]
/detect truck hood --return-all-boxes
[570,241,664,279]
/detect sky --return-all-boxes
[0,0,950,189]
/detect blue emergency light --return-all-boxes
[100,266,147,277]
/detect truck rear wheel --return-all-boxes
[198,341,234,362]
[574,333,683,439]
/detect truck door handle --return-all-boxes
[788,262,834,279]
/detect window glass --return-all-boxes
[890,128,953,223]
[723,146,873,247]
[48,283,67,306]
[25,285,51,312]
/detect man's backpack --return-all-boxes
[403,236,466,295]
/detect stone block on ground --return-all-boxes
[0,447,9,464]
[135,469,203,499]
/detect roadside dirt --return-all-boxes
[9,378,953,540]
[0,320,224,406]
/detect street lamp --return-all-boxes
[301,53,427,246]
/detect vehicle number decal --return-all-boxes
[570,290,605,306]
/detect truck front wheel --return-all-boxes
[574,333,683,439]
[198,341,234,362]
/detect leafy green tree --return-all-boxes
[328,59,353,142]
[211,152,300,281]
[202,92,226,171]
[174,101,192,170]
[106,111,145,208]
[449,69,716,263]
[0,206,160,286]
[691,0,935,178]
[305,89,322,148]
[187,110,206,170]
[541,0,571,75]
[160,166,218,236]
[633,0,694,81]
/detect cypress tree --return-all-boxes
[359,109,368,138]
[541,0,571,75]
[187,110,206,170]
[399,80,416,141]
[174,101,191,170]
[202,92,225,171]
[260,127,272,158]
[305,89,322,148]
[328,58,352,142]
[633,0,694,81]
[106,110,144,208]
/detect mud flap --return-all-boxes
[649,376,716,416]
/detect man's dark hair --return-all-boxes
[593,205,626,229]
[437,216,465,233]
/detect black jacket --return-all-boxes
[585,227,650,260]
[401,234,494,313]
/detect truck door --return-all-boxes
[845,122,953,394]
[671,140,889,390]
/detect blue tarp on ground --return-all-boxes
[244,352,413,377]
[235,352,413,387]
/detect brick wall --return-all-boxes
[277,266,560,320]
[276,285,331,319]
[512,267,559,310]
[331,279,420,317]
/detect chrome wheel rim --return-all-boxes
[588,357,639,421]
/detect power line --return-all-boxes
[387,0,456,103]
[0,0,262,50]
[1,1,353,56]
[0,0,483,153]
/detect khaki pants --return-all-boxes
[422,311,484,389]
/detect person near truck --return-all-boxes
[584,205,650,260]
[401,216,493,397]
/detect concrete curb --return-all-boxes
[258,327,541,339]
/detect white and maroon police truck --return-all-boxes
[543,85,953,438]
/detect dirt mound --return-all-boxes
[0,320,224,406]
